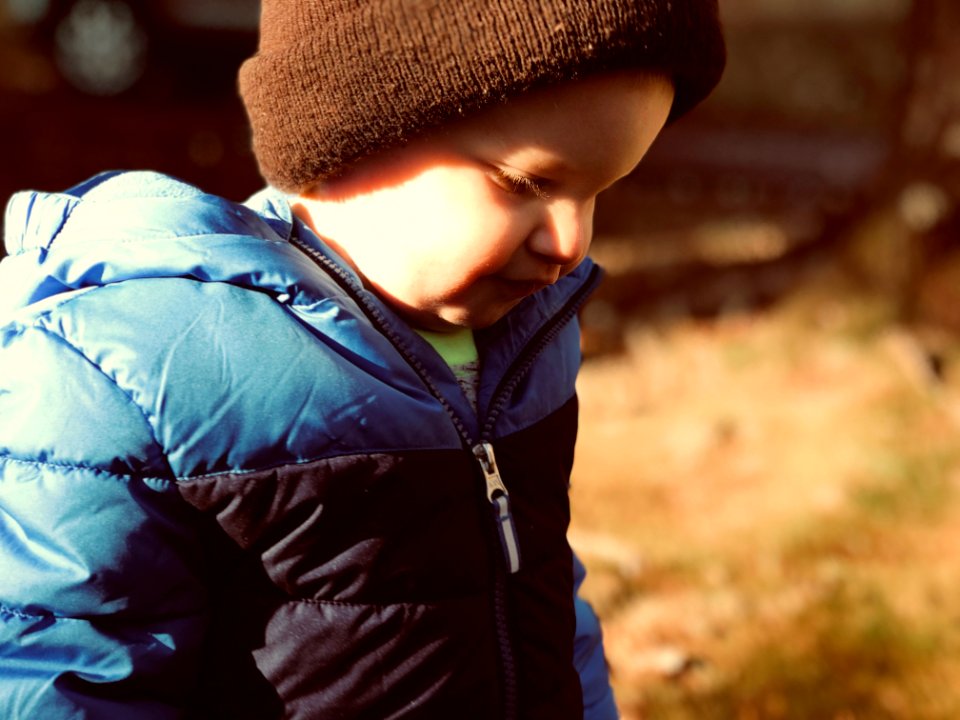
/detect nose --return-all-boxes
[527,198,595,268]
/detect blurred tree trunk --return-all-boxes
[843,0,960,331]
[893,0,960,190]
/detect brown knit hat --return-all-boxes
[239,0,726,192]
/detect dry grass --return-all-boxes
[570,265,960,719]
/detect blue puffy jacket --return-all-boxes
[0,171,618,719]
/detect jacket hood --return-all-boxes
[0,171,327,316]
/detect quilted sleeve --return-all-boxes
[573,551,620,720]
[0,320,208,719]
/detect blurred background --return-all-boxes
[0,0,262,215]
[2,0,960,717]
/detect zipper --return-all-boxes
[472,444,522,720]
[288,225,601,720]
[473,442,521,574]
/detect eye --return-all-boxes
[491,167,550,199]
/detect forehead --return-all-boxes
[446,71,675,177]
[481,71,671,127]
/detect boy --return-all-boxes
[0,1,724,718]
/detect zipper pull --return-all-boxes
[473,443,522,574]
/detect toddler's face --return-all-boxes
[293,71,674,332]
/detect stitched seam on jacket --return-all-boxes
[9,323,174,478]
[295,597,445,611]
[47,233,294,247]
[0,601,205,624]
[0,453,169,483]
[0,603,92,623]
[174,443,471,483]
[42,200,78,250]
[0,603,52,621]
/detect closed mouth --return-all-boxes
[498,277,552,297]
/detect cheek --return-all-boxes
[418,177,526,268]
[351,170,530,291]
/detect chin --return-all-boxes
[430,312,498,332]
[423,300,521,332]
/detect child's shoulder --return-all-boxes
[0,171,460,480]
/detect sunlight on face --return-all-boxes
[293,71,675,332]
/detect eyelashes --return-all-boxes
[491,167,550,200]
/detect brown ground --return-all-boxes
[570,264,960,719]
